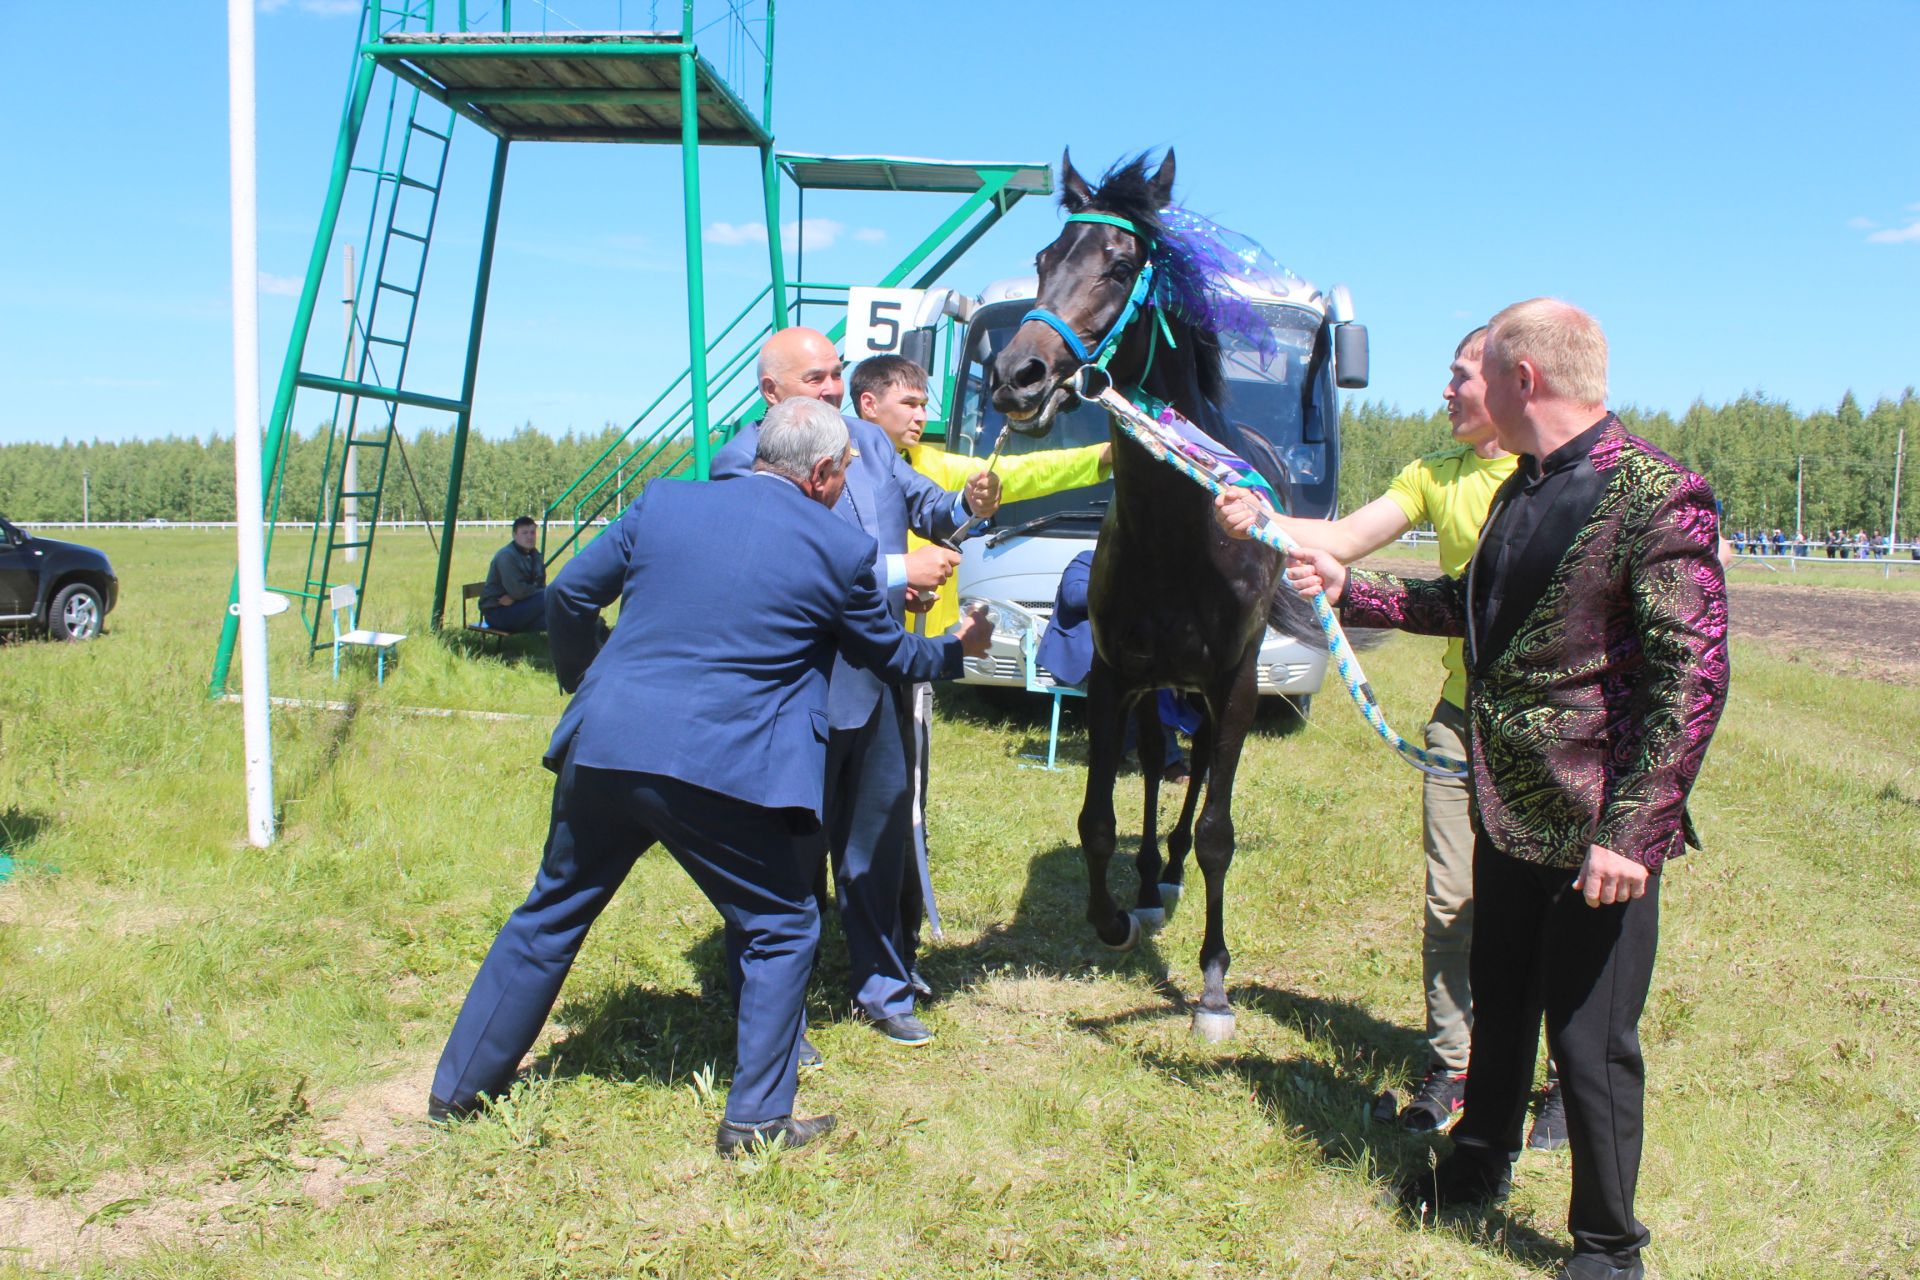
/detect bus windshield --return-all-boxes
[948,298,1341,530]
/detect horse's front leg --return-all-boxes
[1192,650,1262,1041]
[1077,659,1137,951]
[1131,695,1168,931]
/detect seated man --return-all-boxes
[481,516,548,633]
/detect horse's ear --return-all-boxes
[1059,148,1093,212]
[1148,149,1176,209]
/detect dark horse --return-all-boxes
[990,150,1314,1039]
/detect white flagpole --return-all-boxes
[229,0,275,846]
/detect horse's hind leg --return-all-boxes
[1131,696,1169,931]
[1192,654,1262,1042]
[1159,713,1211,921]
[1077,661,1138,951]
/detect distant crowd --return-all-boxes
[1728,527,1913,559]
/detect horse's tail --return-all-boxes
[1266,576,1321,645]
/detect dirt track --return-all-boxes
[1357,558,1920,687]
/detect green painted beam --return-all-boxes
[294,373,467,416]
[431,136,509,632]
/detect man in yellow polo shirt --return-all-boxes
[850,353,1110,990]
[1218,327,1563,1143]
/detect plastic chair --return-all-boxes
[329,584,406,683]
[1021,619,1085,770]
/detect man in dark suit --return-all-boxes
[1286,299,1728,1280]
[712,328,1000,1047]
[428,397,992,1155]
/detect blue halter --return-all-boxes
[1020,212,1164,371]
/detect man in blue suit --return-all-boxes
[712,327,1000,1047]
[429,398,992,1155]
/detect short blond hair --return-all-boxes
[1485,298,1607,404]
[1454,325,1488,359]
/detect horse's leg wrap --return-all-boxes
[1077,663,1134,950]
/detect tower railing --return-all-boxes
[365,1,770,129]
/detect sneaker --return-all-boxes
[1527,1080,1569,1150]
[1398,1065,1468,1133]
[866,1012,934,1046]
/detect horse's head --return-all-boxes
[990,149,1177,437]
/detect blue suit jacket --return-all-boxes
[1036,549,1095,687]
[714,413,966,730]
[543,476,962,817]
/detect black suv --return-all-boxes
[0,516,118,641]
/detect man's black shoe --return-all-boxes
[1398,1064,1468,1133]
[866,1011,934,1046]
[796,1035,824,1071]
[1528,1080,1569,1150]
[907,966,933,998]
[427,1094,482,1125]
[1554,1257,1644,1280]
[1393,1151,1513,1219]
[715,1113,836,1157]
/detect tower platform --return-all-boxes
[373,31,767,144]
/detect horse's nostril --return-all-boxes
[1008,357,1048,391]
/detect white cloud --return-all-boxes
[1846,216,1878,230]
[259,272,304,296]
[853,227,887,244]
[1866,220,1920,245]
[703,218,851,253]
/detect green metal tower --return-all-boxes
[210,0,1049,696]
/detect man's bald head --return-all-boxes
[758,327,844,408]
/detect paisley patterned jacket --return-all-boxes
[1341,421,1730,870]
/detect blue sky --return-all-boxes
[2,0,1916,446]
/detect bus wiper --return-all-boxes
[986,507,1106,547]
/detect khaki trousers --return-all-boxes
[1422,699,1475,1071]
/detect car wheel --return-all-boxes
[49,583,104,641]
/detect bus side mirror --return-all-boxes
[1334,323,1369,389]
[900,327,937,375]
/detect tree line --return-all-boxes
[3,390,1915,537]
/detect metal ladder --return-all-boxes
[295,80,457,649]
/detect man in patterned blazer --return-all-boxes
[1285,299,1729,1280]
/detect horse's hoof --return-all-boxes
[1101,912,1142,953]
[1131,906,1166,935]
[1191,1008,1235,1043]
[1158,883,1182,919]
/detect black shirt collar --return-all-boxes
[1519,413,1615,485]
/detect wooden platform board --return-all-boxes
[374,31,765,144]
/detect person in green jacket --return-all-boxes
[850,354,1111,988]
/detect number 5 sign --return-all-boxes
[844,287,925,359]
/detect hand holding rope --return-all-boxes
[1067,365,1468,779]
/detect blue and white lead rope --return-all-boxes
[1072,368,1468,779]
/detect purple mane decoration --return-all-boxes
[1148,206,1289,365]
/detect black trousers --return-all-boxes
[1452,836,1662,1266]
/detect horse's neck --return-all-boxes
[1106,343,1218,528]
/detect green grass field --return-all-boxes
[2,529,1916,1278]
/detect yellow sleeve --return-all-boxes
[1383,455,1430,526]
[994,443,1112,502]
[907,445,976,490]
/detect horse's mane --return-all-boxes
[1077,155,1227,408]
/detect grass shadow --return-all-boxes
[439,627,556,674]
